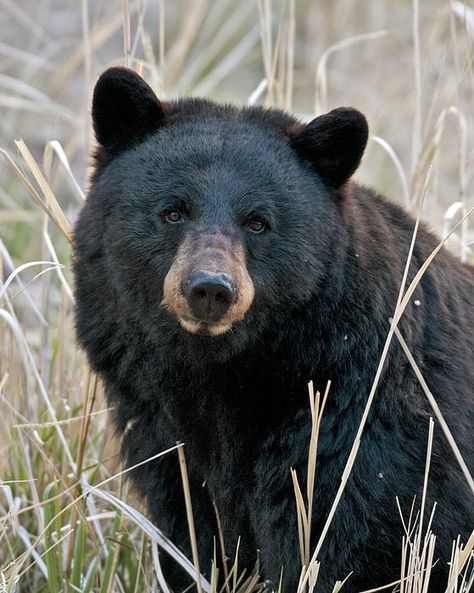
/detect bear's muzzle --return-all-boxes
[162,231,254,335]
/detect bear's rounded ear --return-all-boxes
[289,107,368,188]
[92,67,165,151]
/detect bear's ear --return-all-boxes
[92,67,165,151]
[289,107,368,188]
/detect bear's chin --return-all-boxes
[178,316,233,336]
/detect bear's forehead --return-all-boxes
[136,115,297,177]
[153,118,286,150]
[105,100,307,196]
[127,131,298,201]
[146,98,298,152]
[106,119,306,213]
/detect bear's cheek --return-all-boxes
[102,210,180,294]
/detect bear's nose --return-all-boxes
[183,271,236,322]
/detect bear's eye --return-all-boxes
[164,211,183,224]
[247,219,266,233]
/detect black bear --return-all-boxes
[73,67,473,592]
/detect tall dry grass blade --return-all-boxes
[307,561,320,593]
[65,370,99,572]
[411,106,468,219]
[285,0,295,112]
[291,467,307,568]
[305,381,330,569]
[446,538,462,593]
[0,240,47,325]
[395,419,436,593]
[292,380,330,587]
[371,136,410,208]
[258,0,274,105]
[178,442,204,593]
[452,1,474,36]
[418,419,434,547]
[362,504,434,589]
[158,0,165,82]
[232,536,242,593]
[1,144,73,243]
[151,539,172,593]
[306,385,319,498]
[258,0,286,107]
[459,531,474,574]
[77,370,98,479]
[213,500,230,593]
[43,140,85,203]
[13,407,111,429]
[1,149,53,223]
[122,0,132,67]
[81,0,91,158]
[443,200,470,262]
[331,571,352,593]
[42,222,74,303]
[238,573,261,593]
[360,575,405,592]
[393,326,474,495]
[0,372,8,394]
[411,0,422,180]
[304,385,319,567]
[18,430,44,532]
[102,521,123,593]
[318,381,331,426]
[15,140,73,241]
[269,9,285,107]
[247,79,268,105]
[393,201,474,327]
[314,30,388,115]
[135,16,159,87]
[296,565,306,593]
[0,260,62,305]
[165,0,209,88]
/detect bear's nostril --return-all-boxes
[185,272,236,322]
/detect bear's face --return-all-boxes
[94,122,336,338]
[76,68,368,351]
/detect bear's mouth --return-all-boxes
[178,316,233,336]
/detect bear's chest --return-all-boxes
[159,364,311,476]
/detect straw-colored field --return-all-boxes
[0,1,473,592]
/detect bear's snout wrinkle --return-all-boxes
[183,271,236,322]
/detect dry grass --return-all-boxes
[0,1,473,592]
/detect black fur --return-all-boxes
[74,68,473,592]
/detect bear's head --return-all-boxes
[74,68,368,360]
